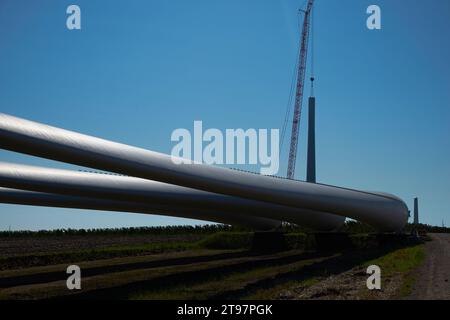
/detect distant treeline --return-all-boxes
[0,224,247,238]
[1,221,448,238]
[407,223,450,234]
[339,221,450,234]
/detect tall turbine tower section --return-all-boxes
[306,95,316,183]
[287,0,314,180]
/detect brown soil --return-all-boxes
[0,234,202,257]
[279,266,402,300]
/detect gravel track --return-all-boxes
[409,233,450,300]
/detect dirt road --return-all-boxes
[409,233,450,300]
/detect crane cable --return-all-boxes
[310,3,315,96]
[280,12,303,150]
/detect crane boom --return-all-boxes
[287,0,314,180]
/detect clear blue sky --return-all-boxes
[0,0,449,230]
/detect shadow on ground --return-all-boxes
[0,251,249,289]
[61,244,410,300]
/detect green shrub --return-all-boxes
[349,234,377,249]
[197,232,253,250]
[284,233,308,250]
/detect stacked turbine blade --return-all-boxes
[0,113,408,232]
